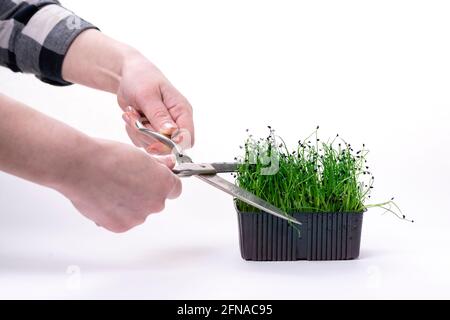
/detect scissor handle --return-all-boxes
[134,119,184,158]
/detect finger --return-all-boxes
[139,94,177,136]
[152,154,176,169]
[125,124,144,148]
[122,112,171,153]
[161,83,195,147]
[117,96,129,111]
[122,113,149,148]
[125,106,141,118]
[125,123,171,154]
[167,174,182,199]
[145,143,172,155]
[122,111,138,129]
[153,159,182,200]
[171,127,194,151]
[171,107,194,148]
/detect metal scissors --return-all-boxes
[134,117,301,225]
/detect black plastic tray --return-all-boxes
[236,209,364,261]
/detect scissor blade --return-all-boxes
[173,162,239,177]
[195,174,301,225]
[210,162,239,173]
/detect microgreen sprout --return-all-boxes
[235,127,411,222]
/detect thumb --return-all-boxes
[142,99,177,136]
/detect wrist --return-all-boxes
[62,29,141,93]
[99,42,142,93]
[47,134,103,195]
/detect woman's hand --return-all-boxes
[58,139,182,233]
[0,94,181,233]
[62,29,195,155]
[118,53,194,154]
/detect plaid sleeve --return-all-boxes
[0,0,98,86]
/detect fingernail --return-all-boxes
[126,106,136,114]
[160,122,177,135]
[127,106,140,117]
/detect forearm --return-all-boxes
[62,29,138,94]
[0,93,96,190]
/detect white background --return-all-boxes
[1,0,450,299]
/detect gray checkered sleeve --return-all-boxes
[0,0,98,86]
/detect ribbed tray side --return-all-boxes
[237,211,363,261]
